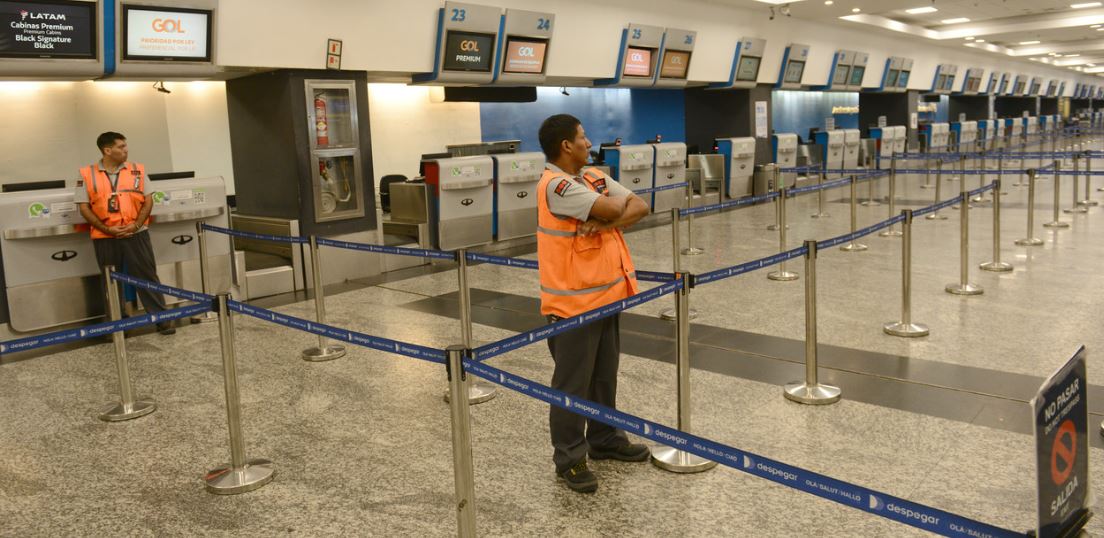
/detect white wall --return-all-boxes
[0,81,235,193]
[216,0,1099,94]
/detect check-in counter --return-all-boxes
[423,156,495,250]
[843,129,861,170]
[651,142,687,214]
[869,126,901,169]
[492,152,543,241]
[716,137,756,198]
[772,134,798,186]
[605,145,656,207]
[0,176,230,332]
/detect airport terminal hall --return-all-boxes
[5,0,1104,536]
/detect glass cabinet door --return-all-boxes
[311,149,365,222]
[305,80,360,150]
[305,80,365,222]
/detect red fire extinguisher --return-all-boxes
[314,95,329,146]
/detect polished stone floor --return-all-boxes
[1,142,1102,536]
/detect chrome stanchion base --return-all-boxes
[443,379,498,405]
[979,261,1014,273]
[660,308,698,321]
[1063,206,1089,214]
[1042,221,1071,228]
[1098,187,1104,192]
[191,311,219,324]
[840,242,868,252]
[810,212,830,218]
[860,200,881,207]
[766,224,789,231]
[651,446,717,473]
[302,344,346,362]
[883,321,929,338]
[204,459,275,495]
[1015,237,1044,246]
[98,398,157,422]
[783,382,841,405]
[767,270,799,281]
[681,246,704,256]
[879,229,903,238]
[924,212,948,221]
[945,283,984,295]
[1078,199,1099,206]
[920,183,935,189]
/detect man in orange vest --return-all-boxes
[537,114,650,493]
[75,132,174,335]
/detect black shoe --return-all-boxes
[156,322,176,335]
[558,460,597,493]
[589,443,650,462]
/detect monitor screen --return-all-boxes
[623,46,654,77]
[1029,83,1040,95]
[123,5,212,61]
[501,37,547,74]
[659,50,690,79]
[783,60,805,83]
[735,55,760,81]
[885,69,900,88]
[998,80,1008,94]
[1014,81,1025,95]
[0,0,96,59]
[442,30,496,72]
[849,65,865,86]
[897,70,910,88]
[832,64,850,86]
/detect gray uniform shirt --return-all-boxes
[544,163,633,221]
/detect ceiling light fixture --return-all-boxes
[1018,40,1041,45]
[852,7,860,12]
[965,36,975,40]
[941,17,970,24]
[1070,2,1102,8]
[825,0,833,4]
[975,39,985,42]
[1066,54,1081,57]
[905,6,938,14]
[1093,24,1102,28]
[1089,63,1097,66]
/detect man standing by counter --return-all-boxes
[536,114,651,493]
[76,132,174,335]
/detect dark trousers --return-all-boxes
[548,313,629,473]
[93,230,167,315]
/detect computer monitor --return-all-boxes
[735,56,761,82]
[832,64,850,86]
[783,60,805,84]
[659,50,690,79]
[123,5,212,62]
[502,37,548,74]
[0,0,96,59]
[897,70,910,88]
[885,69,900,88]
[849,65,865,86]
[442,30,496,72]
[623,46,654,77]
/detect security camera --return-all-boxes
[769,6,775,20]
[780,4,791,16]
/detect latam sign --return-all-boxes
[124,6,210,61]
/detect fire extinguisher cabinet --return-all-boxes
[226,70,375,236]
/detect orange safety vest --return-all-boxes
[536,167,639,318]
[79,162,148,240]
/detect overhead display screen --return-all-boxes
[623,46,653,77]
[944,76,955,91]
[897,70,910,88]
[735,55,760,81]
[442,30,495,72]
[123,5,211,61]
[0,0,96,59]
[502,38,547,74]
[849,65,865,86]
[885,69,900,88]
[783,60,804,84]
[659,50,690,79]
[936,74,947,91]
[832,64,850,86]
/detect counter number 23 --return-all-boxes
[450,8,466,21]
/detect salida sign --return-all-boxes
[1031,346,1090,537]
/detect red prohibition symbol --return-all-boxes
[1050,419,1077,485]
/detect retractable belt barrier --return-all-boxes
[817,214,907,250]
[694,246,808,286]
[316,236,455,261]
[631,181,688,195]
[680,191,779,217]
[200,223,308,244]
[0,302,212,354]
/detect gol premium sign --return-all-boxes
[123,6,211,61]
[1032,346,1090,538]
[0,0,96,59]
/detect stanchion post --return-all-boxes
[1016,169,1045,246]
[191,222,218,323]
[921,153,934,189]
[972,152,990,205]
[98,265,157,422]
[768,187,798,281]
[1064,154,1088,214]
[784,241,841,405]
[301,235,346,362]
[884,211,928,337]
[862,155,879,206]
[1083,153,1099,204]
[945,188,983,296]
[445,345,478,536]
[1043,160,1070,229]
[880,155,902,237]
[840,175,868,252]
[661,208,697,321]
[682,181,703,255]
[980,179,1013,273]
[926,159,948,220]
[811,167,829,218]
[652,273,717,473]
[205,293,275,494]
[443,249,497,405]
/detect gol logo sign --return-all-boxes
[516,46,536,57]
[460,40,481,52]
[152,18,186,33]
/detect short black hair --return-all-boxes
[539,114,581,160]
[96,132,126,152]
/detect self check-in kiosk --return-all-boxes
[413,2,502,85]
[654,28,696,88]
[709,37,766,90]
[491,152,543,241]
[843,129,861,170]
[595,24,665,88]
[715,137,756,198]
[604,145,656,207]
[776,44,810,90]
[423,156,494,250]
[772,134,798,185]
[814,130,845,179]
[651,143,687,213]
[0,177,230,332]
[492,8,555,86]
